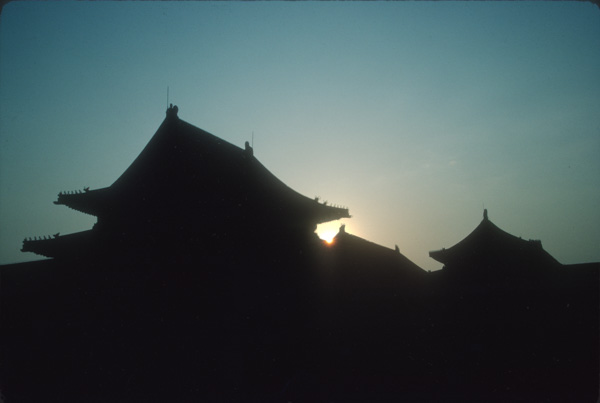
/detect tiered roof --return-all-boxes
[23,105,350,258]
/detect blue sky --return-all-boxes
[1,2,599,270]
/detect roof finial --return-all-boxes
[483,208,488,221]
[244,141,253,157]
[166,103,178,118]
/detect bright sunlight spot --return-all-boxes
[316,221,343,244]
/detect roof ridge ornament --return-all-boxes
[244,141,253,157]
[166,103,179,119]
[483,208,488,221]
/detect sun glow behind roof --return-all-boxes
[316,221,343,244]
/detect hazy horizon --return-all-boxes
[1,2,599,271]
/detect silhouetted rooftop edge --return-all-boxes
[23,105,351,258]
[429,209,561,269]
[330,225,426,276]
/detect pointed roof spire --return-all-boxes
[483,208,488,221]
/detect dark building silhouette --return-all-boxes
[429,209,561,274]
[2,107,598,403]
[21,104,350,259]
[424,209,598,403]
[322,224,426,294]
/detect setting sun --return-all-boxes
[321,231,337,244]
[316,221,343,244]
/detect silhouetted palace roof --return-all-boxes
[330,225,425,278]
[429,209,560,270]
[57,105,349,223]
[22,105,350,257]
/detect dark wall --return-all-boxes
[1,249,598,403]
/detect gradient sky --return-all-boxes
[1,2,599,271]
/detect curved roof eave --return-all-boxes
[429,215,560,266]
[54,187,110,217]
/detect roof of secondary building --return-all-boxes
[429,209,560,270]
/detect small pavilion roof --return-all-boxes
[429,209,560,270]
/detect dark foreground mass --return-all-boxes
[4,107,598,402]
[1,236,598,403]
